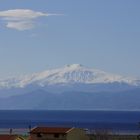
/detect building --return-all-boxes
[29,127,89,140]
[0,135,24,140]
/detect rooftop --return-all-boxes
[0,135,23,140]
[30,127,73,134]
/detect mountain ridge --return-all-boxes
[0,64,139,89]
[0,64,140,110]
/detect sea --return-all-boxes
[0,110,140,134]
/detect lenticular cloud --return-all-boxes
[0,9,61,30]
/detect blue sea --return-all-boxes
[0,110,140,134]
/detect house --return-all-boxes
[0,135,24,140]
[29,127,89,140]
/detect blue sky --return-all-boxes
[0,0,140,78]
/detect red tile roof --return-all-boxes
[0,135,21,140]
[30,127,73,134]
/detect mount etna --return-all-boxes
[0,64,140,110]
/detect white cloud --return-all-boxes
[6,21,34,31]
[0,9,61,31]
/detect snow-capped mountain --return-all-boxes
[0,64,139,89]
[0,64,140,110]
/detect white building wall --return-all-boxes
[67,128,89,140]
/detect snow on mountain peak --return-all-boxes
[64,64,83,69]
[0,64,139,89]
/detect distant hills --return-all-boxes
[0,64,140,110]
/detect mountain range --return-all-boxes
[0,64,140,110]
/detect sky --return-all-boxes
[0,0,140,78]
